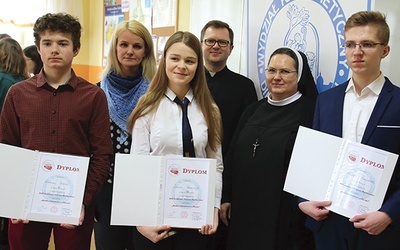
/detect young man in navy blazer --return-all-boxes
[299,10,400,250]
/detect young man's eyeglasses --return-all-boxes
[266,68,297,77]
[202,39,230,47]
[342,42,385,50]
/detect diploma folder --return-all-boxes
[111,154,216,228]
[0,143,89,225]
[284,126,398,218]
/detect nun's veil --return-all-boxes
[296,50,318,101]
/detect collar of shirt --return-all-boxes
[205,65,228,78]
[345,73,385,97]
[164,87,194,103]
[35,69,77,90]
[267,91,302,106]
[343,73,384,142]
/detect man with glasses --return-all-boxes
[299,11,400,250]
[200,20,257,250]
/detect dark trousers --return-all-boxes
[207,218,228,250]
[8,205,95,250]
[0,217,8,250]
[94,182,134,250]
[315,212,400,250]
[133,227,213,250]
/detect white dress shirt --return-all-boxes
[131,87,223,208]
[343,73,385,142]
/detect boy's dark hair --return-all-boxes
[33,13,81,51]
[0,33,11,40]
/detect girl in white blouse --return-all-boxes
[126,31,223,249]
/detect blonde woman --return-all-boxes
[94,20,157,250]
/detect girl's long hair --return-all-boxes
[0,38,29,79]
[127,31,222,150]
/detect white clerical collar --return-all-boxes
[267,91,302,106]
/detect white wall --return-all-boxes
[375,0,400,85]
[190,0,246,74]
[191,0,400,94]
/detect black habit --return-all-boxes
[205,66,258,158]
[223,97,315,249]
[222,49,318,250]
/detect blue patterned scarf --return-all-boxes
[100,71,149,144]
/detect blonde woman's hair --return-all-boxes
[127,31,222,150]
[101,20,157,81]
[0,37,29,79]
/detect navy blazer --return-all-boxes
[308,77,400,230]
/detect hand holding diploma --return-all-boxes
[285,127,398,219]
[298,200,332,221]
[60,205,85,229]
[111,155,217,229]
[198,207,219,235]
[137,225,173,243]
[0,145,89,225]
[10,219,29,224]
[349,211,392,235]
[138,207,220,243]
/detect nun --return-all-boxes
[221,47,318,249]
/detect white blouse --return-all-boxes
[130,87,223,208]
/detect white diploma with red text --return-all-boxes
[284,126,398,218]
[111,154,216,228]
[0,143,89,225]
